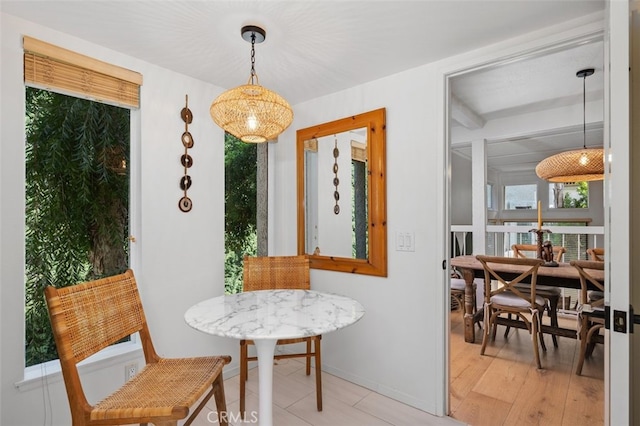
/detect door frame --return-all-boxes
[605,1,633,423]
[437,17,623,419]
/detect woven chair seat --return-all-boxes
[93,356,229,422]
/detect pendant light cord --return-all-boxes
[250,32,257,84]
[582,73,586,150]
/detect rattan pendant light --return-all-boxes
[535,68,604,183]
[210,26,293,143]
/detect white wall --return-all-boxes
[270,11,604,417]
[273,66,446,412]
[1,13,238,425]
[451,152,473,225]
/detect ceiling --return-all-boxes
[450,39,605,174]
[2,0,606,174]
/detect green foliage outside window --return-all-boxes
[224,133,257,294]
[563,181,589,208]
[25,88,130,366]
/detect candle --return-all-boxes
[537,200,542,230]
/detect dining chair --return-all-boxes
[570,260,605,375]
[587,247,605,262]
[44,269,231,426]
[476,255,547,369]
[510,243,566,347]
[239,255,322,418]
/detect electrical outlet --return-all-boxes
[125,362,138,381]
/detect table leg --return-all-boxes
[253,338,278,426]
[460,267,477,343]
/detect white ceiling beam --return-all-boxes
[451,95,485,130]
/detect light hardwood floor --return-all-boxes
[449,309,605,426]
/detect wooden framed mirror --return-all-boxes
[296,108,387,276]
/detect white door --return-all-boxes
[606,1,634,424]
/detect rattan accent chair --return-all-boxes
[477,255,547,369]
[571,260,605,375]
[239,255,322,418]
[511,243,566,347]
[44,269,231,426]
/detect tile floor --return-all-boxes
[188,358,465,426]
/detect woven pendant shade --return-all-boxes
[535,68,604,183]
[210,82,293,143]
[210,25,293,143]
[535,148,604,182]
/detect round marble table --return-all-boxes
[184,289,365,426]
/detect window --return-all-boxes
[549,182,589,208]
[224,134,257,294]
[25,88,131,367]
[487,183,494,210]
[504,184,537,210]
[23,37,140,367]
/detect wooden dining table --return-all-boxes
[450,255,605,343]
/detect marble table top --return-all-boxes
[184,289,365,340]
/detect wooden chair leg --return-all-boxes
[576,335,588,375]
[239,340,248,419]
[212,374,229,426]
[548,295,559,348]
[504,313,512,338]
[314,336,323,411]
[532,318,542,369]
[538,318,547,352]
[480,311,494,355]
[575,316,589,375]
[306,338,312,375]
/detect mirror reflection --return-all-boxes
[297,108,387,276]
[303,128,368,259]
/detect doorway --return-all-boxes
[444,33,607,425]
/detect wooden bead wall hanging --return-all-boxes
[333,134,340,215]
[179,95,194,212]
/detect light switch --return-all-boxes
[396,232,415,251]
[405,232,415,251]
[396,232,405,251]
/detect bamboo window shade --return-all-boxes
[23,36,142,108]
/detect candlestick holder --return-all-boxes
[528,228,558,267]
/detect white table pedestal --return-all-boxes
[184,290,365,426]
[254,339,277,426]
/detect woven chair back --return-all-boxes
[570,260,606,308]
[243,255,310,291]
[511,243,566,263]
[476,255,543,306]
[45,269,146,364]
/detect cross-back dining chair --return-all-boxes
[239,255,322,418]
[587,247,605,262]
[476,255,547,369]
[570,260,605,375]
[44,269,231,426]
[510,243,566,347]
